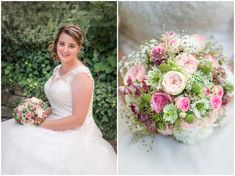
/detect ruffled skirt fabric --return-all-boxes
[2,119,117,174]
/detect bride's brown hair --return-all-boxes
[49,24,84,60]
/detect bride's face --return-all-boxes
[57,32,80,63]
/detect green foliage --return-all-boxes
[137,93,152,112]
[93,83,116,140]
[222,81,234,93]
[151,113,167,131]
[2,1,117,140]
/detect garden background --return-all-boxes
[1,1,117,149]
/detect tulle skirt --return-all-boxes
[1,119,117,174]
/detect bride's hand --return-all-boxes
[45,107,52,117]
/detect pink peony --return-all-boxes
[175,97,190,112]
[150,92,172,113]
[176,53,199,74]
[210,95,222,109]
[205,54,219,68]
[162,71,186,95]
[150,44,164,63]
[123,64,146,86]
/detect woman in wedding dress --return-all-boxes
[118,1,234,175]
[2,24,117,174]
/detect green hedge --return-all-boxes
[2,2,117,140]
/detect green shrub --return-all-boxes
[2,1,117,140]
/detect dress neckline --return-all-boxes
[56,64,87,78]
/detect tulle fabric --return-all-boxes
[1,65,117,174]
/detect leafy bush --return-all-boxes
[2,1,117,140]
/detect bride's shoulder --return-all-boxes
[73,65,93,80]
[52,64,61,74]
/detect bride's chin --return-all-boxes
[59,56,71,62]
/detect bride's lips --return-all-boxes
[59,52,70,57]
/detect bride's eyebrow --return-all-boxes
[58,41,77,46]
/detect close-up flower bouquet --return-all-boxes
[13,97,48,126]
[119,32,234,144]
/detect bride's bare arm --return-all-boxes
[40,73,93,131]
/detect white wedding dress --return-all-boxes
[118,1,234,175]
[2,65,117,174]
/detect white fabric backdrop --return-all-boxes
[118,1,234,174]
[118,101,234,174]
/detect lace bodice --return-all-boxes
[44,65,101,135]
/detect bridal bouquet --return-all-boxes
[119,32,234,144]
[13,97,48,126]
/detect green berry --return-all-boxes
[192,84,201,94]
[185,114,194,123]
[201,65,212,74]
[159,63,169,73]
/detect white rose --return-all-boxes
[30,97,43,105]
[17,105,24,111]
[162,71,186,95]
[35,108,44,118]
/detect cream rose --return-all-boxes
[162,71,186,95]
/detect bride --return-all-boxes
[118,1,234,175]
[2,24,117,174]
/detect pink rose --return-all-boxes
[26,112,32,119]
[17,111,22,117]
[210,95,222,109]
[205,54,219,68]
[192,34,207,51]
[162,71,186,95]
[176,53,199,74]
[123,64,146,86]
[175,97,190,112]
[150,92,172,113]
[150,44,164,64]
